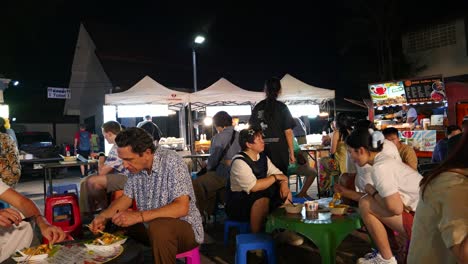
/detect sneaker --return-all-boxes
[360,248,378,260]
[275,230,304,246]
[357,252,397,264]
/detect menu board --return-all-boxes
[369,81,408,107]
[403,76,446,103]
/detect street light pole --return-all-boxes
[188,35,205,154]
[192,48,198,93]
[192,35,205,94]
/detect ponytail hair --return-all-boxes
[345,128,384,152]
[264,77,281,100]
[263,77,282,123]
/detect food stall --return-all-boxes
[369,75,447,158]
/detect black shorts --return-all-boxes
[225,184,283,222]
[77,149,90,159]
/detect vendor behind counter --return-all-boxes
[385,105,418,125]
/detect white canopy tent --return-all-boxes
[189,78,264,111]
[104,76,191,149]
[279,74,335,103]
[105,76,190,107]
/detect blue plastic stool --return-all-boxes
[235,233,276,264]
[0,201,10,209]
[47,183,79,198]
[224,220,250,246]
[291,197,308,204]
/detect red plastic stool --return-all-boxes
[44,194,82,243]
[176,246,200,264]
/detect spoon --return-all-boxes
[96,239,106,245]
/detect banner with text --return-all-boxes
[47,87,71,99]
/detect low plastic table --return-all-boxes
[266,207,361,264]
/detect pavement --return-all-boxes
[15,169,373,263]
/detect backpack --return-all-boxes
[78,131,91,151]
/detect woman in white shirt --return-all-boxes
[226,128,292,233]
[346,128,422,264]
[408,132,468,264]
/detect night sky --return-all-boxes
[1,0,466,122]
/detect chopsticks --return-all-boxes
[20,246,41,264]
[85,224,105,234]
[287,198,296,207]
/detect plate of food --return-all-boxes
[11,244,60,262]
[84,232,127,252]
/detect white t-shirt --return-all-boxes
[372,152,422,210]
[230,153,283,194]
[0,180,10,196]
[347,139,401,192]
[396,107,418,125]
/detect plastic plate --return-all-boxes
[12,253,48,262]
[84,237,127,252]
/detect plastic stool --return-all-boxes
[176,246,200,264]
[235,233,276,264]
[292,197,308,204]
[224,220,250,246]
[47,183,79,198]
[0,201,10,209]
[44,194,82,243]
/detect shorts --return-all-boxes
[226,184,282,221]
[402,210,415,239]
[105,174,128,192]
[77,149,91,159]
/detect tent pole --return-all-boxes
[187,103,195,154]
[333,99,336,118]
[178,105,187,146]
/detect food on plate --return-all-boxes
[19,244,53,256]
[91,232,125,245]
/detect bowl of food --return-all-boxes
[284,203,304,214]
[11,244,59,262]
[329,204,349,215]
[84,232,127,252]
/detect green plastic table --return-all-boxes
[266,207,361,264]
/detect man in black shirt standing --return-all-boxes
[137,115,162,142]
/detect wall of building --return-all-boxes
[66,23,112,133]
[403,18,468,78]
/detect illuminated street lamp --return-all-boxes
[192,35,205,93]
